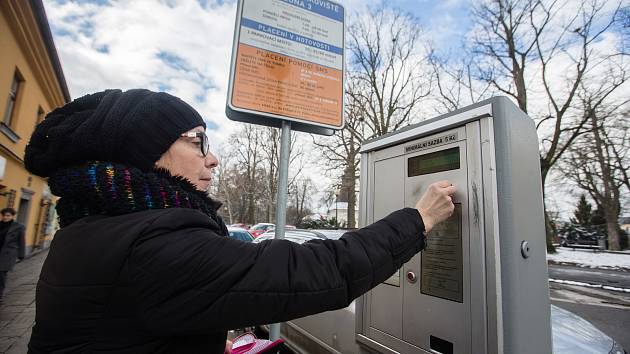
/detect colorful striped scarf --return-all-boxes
[47,161,227,234]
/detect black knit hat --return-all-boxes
[25,89,206,177]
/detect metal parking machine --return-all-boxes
[356,97,552,354]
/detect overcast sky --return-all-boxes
[42,0,470,141]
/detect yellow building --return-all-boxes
[0,0,70,255]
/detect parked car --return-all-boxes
[229,223,251,230]
[267,224,297,233]
[311,229,346,240]
[551,304,625,354]
[253,229,327,244]
[249,223,275,237]
[227,227,254,243]
[559,224,605,247]
[560,233,600,247]
[254,229,626,354]
[250,224,297,237]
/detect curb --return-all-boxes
[551,245,630,255]
[548,260,630,272]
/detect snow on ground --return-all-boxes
[547,248,630,271]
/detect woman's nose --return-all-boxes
[205,151,219,168]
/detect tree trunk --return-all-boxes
[590,108,621,250]
[347,177,356,228]
[540,158,555,253]
[340,160,357,229]
[544,209,556,253]
[606,218,621,251]
[246,195,255,224]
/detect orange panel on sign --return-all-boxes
[232,44,343,127]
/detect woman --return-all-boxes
[25,89,455,353]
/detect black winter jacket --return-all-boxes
[28,207,425,353]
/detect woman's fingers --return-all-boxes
[415,181,456,234]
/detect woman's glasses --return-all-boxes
[181,131,210,156]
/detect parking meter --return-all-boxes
[355,97,552,354]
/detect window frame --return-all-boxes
[3,69,24,127]
[35,106,45,128]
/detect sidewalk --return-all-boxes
[0,250,48,353]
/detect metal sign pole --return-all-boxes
[269,119,291,341]
[226,0,345,345]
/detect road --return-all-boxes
[548,263,630,288]
[549,263,630,352]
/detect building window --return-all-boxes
[1,189,18,209]
[3,70,24,127]
[35,106,45,127]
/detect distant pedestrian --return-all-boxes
[0,208,26,300]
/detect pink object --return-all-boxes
[231,333,284,354]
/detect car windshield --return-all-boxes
[228,229,253,242]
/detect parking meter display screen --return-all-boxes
[408,147,460,177]
[421,204,463,303]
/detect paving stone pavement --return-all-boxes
[0,250,48,354]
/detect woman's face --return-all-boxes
[155,126,218,192]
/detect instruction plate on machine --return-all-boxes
[421,204,463,302]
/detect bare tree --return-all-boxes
[259,127,280,223]
[610,116,630,194]
[618,6,630,50]
[428,53,493,114]
[312,78,366,228]
[226,125,266,224]
[213,124,308,225]
[347,7,432,136]
[314,7,431,227]
[287,177,315,225]
[258,126,305,223]
[470,0,625,250]
[561,96,629,250]
[212,146,236,223]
